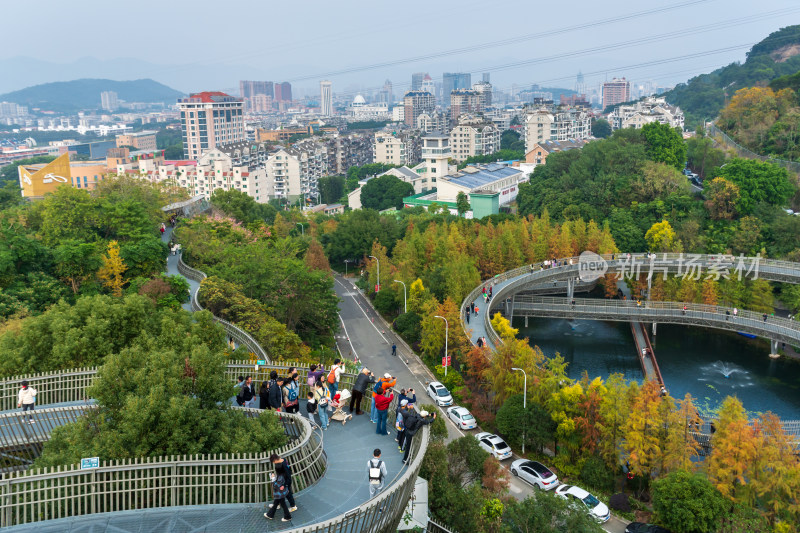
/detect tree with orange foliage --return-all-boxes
[574,373,605,454]
[304,238,331,272]
[701,278,718,306]
[623,380,667,479]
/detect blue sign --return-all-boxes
[81,457,99,470]
[256,360,266,366]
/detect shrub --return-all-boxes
[580,455,616,493]
[608,493,631,512]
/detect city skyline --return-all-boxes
[2,0,800,96]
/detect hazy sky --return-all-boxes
[4,0,800,96]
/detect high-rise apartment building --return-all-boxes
[320,80,333,116]
[411,72,426,91]
[472,82,493,108]
[274,82,292,102]
[442,73,472,100]
[403,91,436,127]
[240,80,274,100]
[373,131,420,166]
[602,77,631,110]
[449,116,500,162]
[251,94,273,113]
[177,92,245,160]
[380,79,393,106]
[420,75,435,98]
[449,90,482,122]
[574,72,586,96]
[101,91,118,111]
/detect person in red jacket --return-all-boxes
[374,388,394,436]
[370,373,396,423]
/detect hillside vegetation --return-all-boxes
[664,25,800,127]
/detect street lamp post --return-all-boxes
[344,259,351,277]
[369,255,380,292]
[435,315,449,377]
[511,367,527,455]
[296,223,304,235]
[394,280,407,314]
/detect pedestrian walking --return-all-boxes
[368,449,388,498]
[763,313,768,322]
[391,343,397,356]
[466,311,470,324]
[234,376,244,402]
[264,463,292,522]
[726,309,731,321]
[733,307,738,318]
[477,337,483,348]
[326,359,343,399]
[375,388,394,435]
[314,381,331,430]
[350,367,375,415]
[271,454,297,513]
[401,406,436,464]
[18,381,37,423]
[396,399,409,450]
[306,392,318,426]
[267,371,283,411]
[682,305,687,315]
[283,373,301,414]
[259,380,271,409]
[159,222,166,235]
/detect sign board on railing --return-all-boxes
[80,457,99,470]
[256,360,266,366]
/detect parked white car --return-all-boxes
[427,381,453,407]
[510,459,559,490]
[446,406,477,430]
[555,484,611,523]
[475,432,512,460]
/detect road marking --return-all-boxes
[337,314,359,362]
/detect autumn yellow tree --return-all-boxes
[597,373,635,470]
[661,393,701,474]
[491,312,518,340]
[748,413,800,524]
[98,240,128,297]
[706,396,758,499]
[623,380,666,479]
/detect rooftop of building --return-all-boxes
[531,139,592,153]
[179,91,241,104]
[441,163,521,189]
[403,91,435,98]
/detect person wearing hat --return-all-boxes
[396,399,410,450]
[374,387,395,436]
[370,373,396,424]
[17,380,37,423]
[350,367,375,415]
[401,405,436,464]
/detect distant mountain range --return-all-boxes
[0,78,184,112]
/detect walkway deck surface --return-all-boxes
[0,402,405,533]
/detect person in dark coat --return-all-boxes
[264,463,292,521]
[401,405,436,464]
[350,367,375,415]
[267,371,283,410]
[271,454,297,512]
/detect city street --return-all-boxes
[334,275,628,533]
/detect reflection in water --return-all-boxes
[515,317,800,419]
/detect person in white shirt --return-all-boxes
[367,448,388,498]
[17,381,37,423]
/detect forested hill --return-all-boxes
[0,78,184,112]
[664,25,800,127]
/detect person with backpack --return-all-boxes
[271,454,297,513]
[283,373,300,414]
[307,364,324,388]
[370,373,396,423]
[238,376,255,408]
[350,367,375,415]
[314,381,331,430]
[18,381,37,423]
[367,448,388,498]
[326,359,343,399]
[264,463,292,522]
[401,405,436,464]
[267,371,283,410]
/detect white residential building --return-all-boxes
[449,116,500,162]
[320,80,333,116]
[373,131,420,166]
[607,96,685,131]
[524,107,591,152]
[416,110,448,134]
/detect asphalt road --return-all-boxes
[333,275,628,533]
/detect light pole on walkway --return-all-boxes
[344,259,351,277]
[394,280,407,313]
[511,367,527,455]
[296,223,304,235]
[435,315,449,377]
[369,255,380,292]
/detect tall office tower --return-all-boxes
[411,72,426,91]
[403,91,436,127]
[177,91,245,160]
[320,80,333,116]
[380,79,393,106]
[602,77,631,110]
[442,73,472,100]
[100,91,118,111]
[574,72,586,96]
[275,82,293,102]
[482,72,490,83]
[420,74,435,98]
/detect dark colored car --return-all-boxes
[625,522,672,533]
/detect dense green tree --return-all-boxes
[322,209,404,265]
[360,174,414,211]
[686,135,726,178]
[591,118,612,138]
[346,163,397,181]
[642,122,687,170]
[502,492,605,533]
[714,158,795,215]
[53,240,102,294]
[318,175,346,204]
[210,188,277,224]
[652,470,727,533]
[456,191,471,217]
[496,394,556,453]
[459,149,525,168]
[501,130,525,152]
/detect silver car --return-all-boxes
[510,459,559,490]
